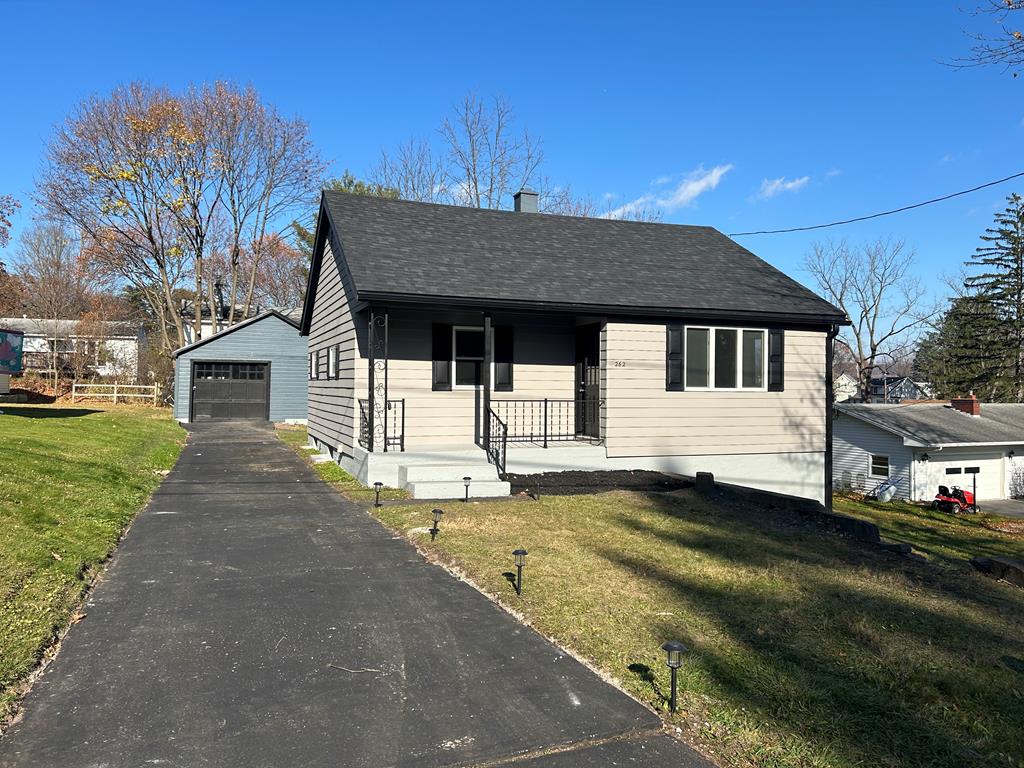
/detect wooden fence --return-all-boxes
[71,382,161,405]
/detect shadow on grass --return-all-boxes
[1,407,100,419]
[598,491,1024,767]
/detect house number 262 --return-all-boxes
[612,361,626,367]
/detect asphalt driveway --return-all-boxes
[982,498,1024,519]
[0,423,709,767]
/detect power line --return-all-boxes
[728,170,1024,237]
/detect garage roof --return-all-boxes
[171,310,300,359]
[836,402,1024,447]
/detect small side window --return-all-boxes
[870,454,889,478]
[945,467,962,475]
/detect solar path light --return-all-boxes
[430,508,444,541]
[373,481,383,508]
[512,549,528,595]
[463,476,471,503]
[661,640,687,713]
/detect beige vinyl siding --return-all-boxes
[379,312,576,449]
[603,322,826,456]
[307,238,358,455]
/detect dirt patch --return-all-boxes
[507,469,692,496]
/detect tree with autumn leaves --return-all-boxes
[37,82,324,352]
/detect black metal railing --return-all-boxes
[486,408,508,479]
[357,398,405,452]
[490,399,603,447]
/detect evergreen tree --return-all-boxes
[915,296,1007,400]
[965,193,1024,401]
[291,172,400,258]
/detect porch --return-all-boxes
[335,306,605,497]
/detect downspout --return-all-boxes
[825,324,839,512]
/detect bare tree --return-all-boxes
[14,224,91,392]
[803,238,936,401]
[954,1,1024,75]
[439,94,542,209]
[37,81,324,353]
[372,140,448,203]
[372,94,663,219]
[38,84,191,349]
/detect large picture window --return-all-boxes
[684,327,767,391]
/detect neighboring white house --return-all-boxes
[834,395,1024,501]
[834,372,859,403]
[0,317,143,379]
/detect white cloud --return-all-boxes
[826,168,842,178]
[755,175,810,200]
[604,164,733,219]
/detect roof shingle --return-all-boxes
[316,192,845,322]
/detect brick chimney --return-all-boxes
[951,392,981,417]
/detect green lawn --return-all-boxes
[0,405,184,722]
[276,424,408,502]
[835,494,1024,567]
[369,491,1024,768]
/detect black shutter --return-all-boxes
[494,326,514,392]
[666,324,684,391]
[768,329,785,392]
[432,324,452,391]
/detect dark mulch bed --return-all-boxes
[507,469,693,496]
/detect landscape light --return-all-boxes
[661,640,688,714]
[463,476,471,503]
[513,548,528,595]
[373,481,383,508]
[430,508,444,542]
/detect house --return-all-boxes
[299,189,847,501]
[834,372,859,403]
[834,395,1024,501]
[171,309,307,423]
[0,317,143,379]
[868,375,932,404]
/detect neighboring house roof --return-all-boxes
[0,317,142,338]
[301,192,847,333]
[836,402,1024,447]
[171,309,301,358]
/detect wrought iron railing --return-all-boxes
[357,398,405,452]
[490,398,603,447]
[486,408,508,479]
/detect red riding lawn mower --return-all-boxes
[932,485,979,514]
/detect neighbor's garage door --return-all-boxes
[191,362,269,421]
[927,452,1005,500]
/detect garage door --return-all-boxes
[926,453,1005,500]
[191,362,269,421]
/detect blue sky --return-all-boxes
[0,1,1018,296]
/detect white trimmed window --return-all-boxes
[869,454,890,478]
[328,345,338,379]
[684,327,766,391]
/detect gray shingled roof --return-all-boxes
[0,317,141,337]
[315,192,845,322]
[837,402,1024,446]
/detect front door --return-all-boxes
[575,325,601,438]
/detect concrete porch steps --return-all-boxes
[398,461,510,499]
[405,479,512,499]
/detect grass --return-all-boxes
[0,405,184,722]
[275,424,408,502]
[835,494,1024,568]
[369,491,1024,768]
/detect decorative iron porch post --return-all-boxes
[482,312,492,449]
[367,308,389,452]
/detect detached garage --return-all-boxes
[172,310,307,424]
[834,396,1024,502]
